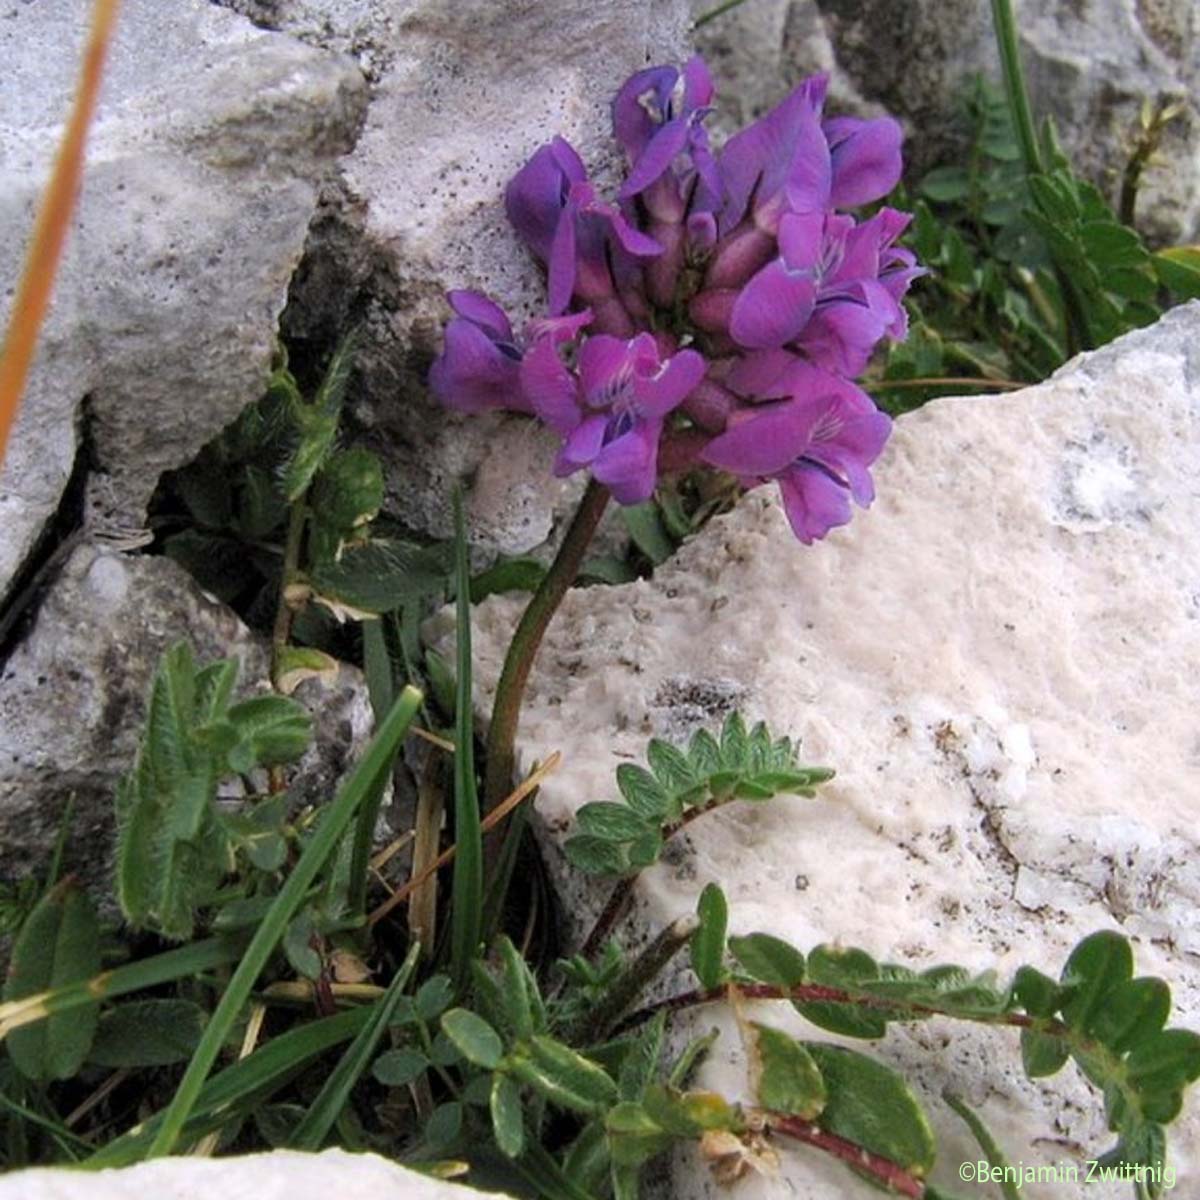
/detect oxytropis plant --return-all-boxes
[430,58,923,818]
[430,57,920,546]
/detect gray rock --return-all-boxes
[443,302,1200,1197]
[693,0,1200,243]
[0,544,374,906]
[219,0,693,555]
[0,0,367,607]
[0,1148,508,1200]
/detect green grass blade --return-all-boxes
[0,938,241,1041]
[145,685,423,1158]
[289,942,420,1150]
[86,1007,373,1167]
[450,489,482,992]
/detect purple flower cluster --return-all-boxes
[429,58,923,543]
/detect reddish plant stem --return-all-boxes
[766,1113,926,1198]
[615,981,1070,1039]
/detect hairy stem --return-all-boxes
[565,915,698,1046]
[766,1113,925,1198]
[483,480,610,820]
[581,803,713,959]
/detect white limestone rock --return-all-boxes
[0,1148,506,1200]
[444,303,1200,1197]
[218,0,693,555]
[693,0,1200,243]
[0,544,374,903]
[0,0,367,606]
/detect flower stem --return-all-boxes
[482,480,610,821]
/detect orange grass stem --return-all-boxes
[0,0,122,472]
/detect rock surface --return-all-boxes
[218,0,693,554]
[0,544,374,901]
[447,302,1200,1197]
[693,0,1200,243]
[0,1148,506,1200]
[0,0,366,607]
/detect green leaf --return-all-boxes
[441,1008,503,1069]
[920,166,971,203]
[804,1043,936,1178]
[1080,220,1148,269]
[283,913,321,980]
[1152,246,1200,299]
[687,729,722,777]
[498,935,543,1041]
[729,933,806,988]
[88,1000,206,1068]
[470,556,547,602]
[615,765,670,821]
[508,1037,618,1115]
[576,802,652,843]
[425,1100,464,1150]
[618,1011,666,1102]
[225,695,312,768]
[281,332,357,501]
[372,1047,428,1087]
[622,503,675,565]
[1124,1029,1200,1096]
[797,946,888,1039]
[272,645,340,697]
[146,685,423,1156]
[309,448,383,534]
[719,712,748,767]
[690,883,728,990]
[4,881,101,1081]
[646,740,695,794]
[449,488,484,994]
[1090,977,1170,1053]
[564,835,629,876]
[1020,1029,1070,1078]
[752,1024,826,1118]
[416,975,455,1022]
[1060,930,1133,1033]
[490,1074,525,1158]
[309,539,451,616]
[605,1102,673,1167]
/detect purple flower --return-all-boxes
[701,364,891,543]
[716,75,903,236]
[429,290,591,414]
[505,137,661,333]
[524,332,706,504]
[431,55,923,544]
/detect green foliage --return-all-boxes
[878,74,1194,415]
[564,713,833,876]
[114,643,310,940]
[3,881,100,1081]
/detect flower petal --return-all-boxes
[555,413,609,473]
[519,339,580,434]
[700,400,819,477]
[429,317,523,413]
[593,421,661,505]
[635,347,707,418]
[504,137,586,262]
[447,291,513,341]
[777,463,853,544]
[612,65,678,161]
[825,116,904,209]
[547,202,578,315]
[729,259,818,349]
[620,117,690,200]
[578,335,635,409]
